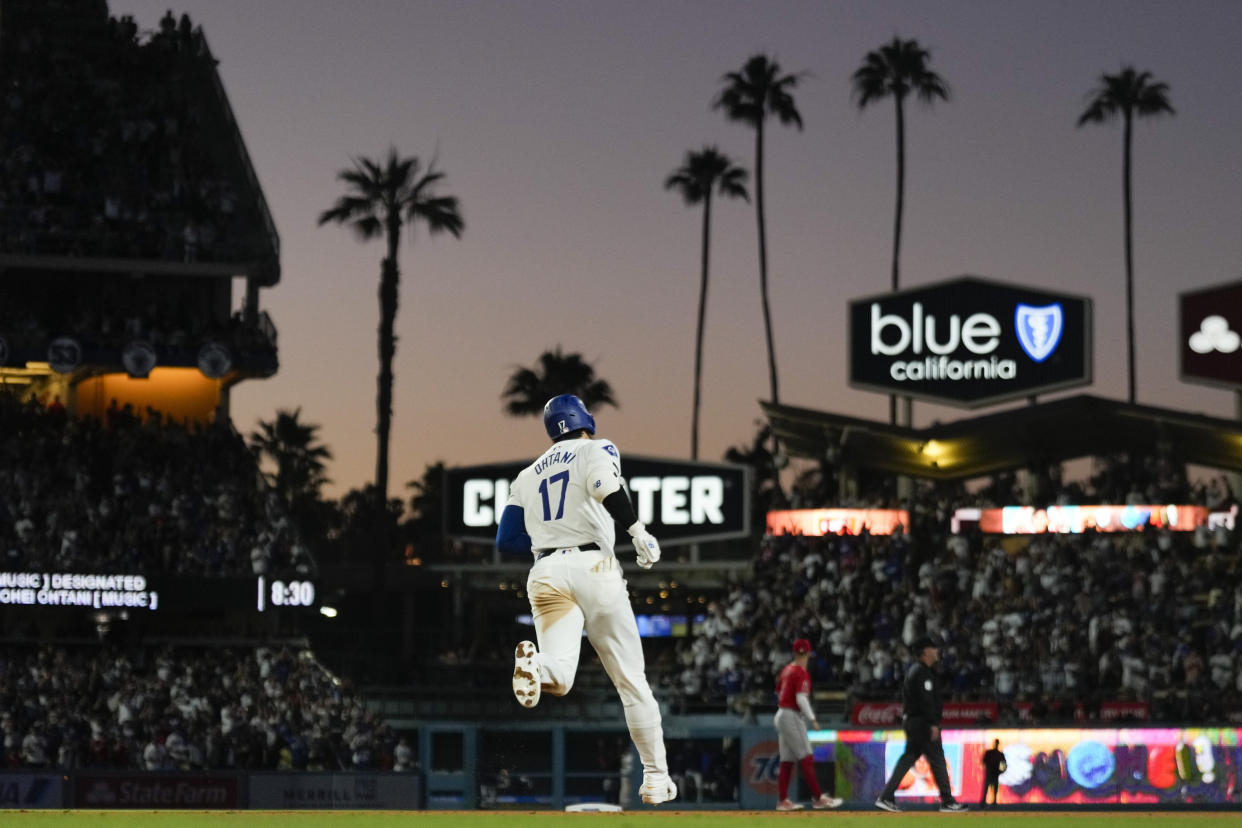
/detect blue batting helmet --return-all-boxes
[543,394,596,439]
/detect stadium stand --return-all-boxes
[0,394,313,578]
[653,474,1241,725]
[0,643,402,771]
[0,3,244,262]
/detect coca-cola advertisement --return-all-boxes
[72,773,240,808]
[851,702,904,726]
[851,701,998,726]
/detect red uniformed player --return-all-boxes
[774,638,843,811]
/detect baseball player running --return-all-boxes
[773,638,843,811]
[496,394,676,806]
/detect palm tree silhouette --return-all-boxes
[714,54,805,406]
[852,37,949,425]
[248,407,333,504]
[318,147,463,500]
[665,146,749,459]
[502,347,618,418]
[1077,67,1174,404]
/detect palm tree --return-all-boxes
[248,408,333,504]
[502,347,618,417]
[664,146,749,459]
[724,422,786,535]
[1077,67,1174,404]
[851,37,949,425]
[405,460,446,551]
[714,54,805,406]
[318,147,463,501]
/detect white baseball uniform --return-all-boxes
[505,435,669,781]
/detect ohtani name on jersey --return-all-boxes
[531,449,576,476]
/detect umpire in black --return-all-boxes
[875,634,967,812]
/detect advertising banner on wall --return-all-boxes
[0,773,66,808]
[820,726,1242,805]
[978,504,1208,534]
[848,276,1092,408]
[1180,279,1242,390]
[72,773,241,808]
[445,456,749,545]
[851,702,1000,726]
[248,772,421,810]
[767,508,910,537]
[852,701,1148,727]
[738,728,782,809]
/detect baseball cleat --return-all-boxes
[512,641,541,708]
[939,802,969,812]
[775,799,804,811]
[875,797,901,812]
[638,773,677,805]
[813,793,844,809]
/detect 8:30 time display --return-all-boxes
[255,576,316,611]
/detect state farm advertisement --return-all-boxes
[72,773,240,808]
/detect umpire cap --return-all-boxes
[912,633,944,652]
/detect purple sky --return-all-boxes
[112,0,1242,498]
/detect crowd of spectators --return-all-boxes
[0,2,245,262]
[0,272,275,364]
[0,643,412,771]
[656,472,1242,724]
[0,393,313,577]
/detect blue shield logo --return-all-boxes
[1015,303,1063,362]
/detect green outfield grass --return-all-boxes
[2,812,1241,827]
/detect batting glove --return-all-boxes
[627,521,661,569]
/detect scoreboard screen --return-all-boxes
[0,571,318,613]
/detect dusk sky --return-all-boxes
[112,0,1242,499]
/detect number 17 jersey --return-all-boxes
[506,436,621,560]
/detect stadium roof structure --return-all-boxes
[761,394,1242,480]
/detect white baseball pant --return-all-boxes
[526,548,668,777]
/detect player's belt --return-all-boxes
[534,542,599,560]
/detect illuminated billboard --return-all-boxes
[973,504,1207,534]
[766,508,909,536]
[848,276,1092,408]
[0,572,316,613]
[819,726,1242,805]
[445,456,749,545]
[1180,279,1242,390]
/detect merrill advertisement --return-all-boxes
[248,772,421,810]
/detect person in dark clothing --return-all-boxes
[875,634,968,813]
[980,739,1007,808]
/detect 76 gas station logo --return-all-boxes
[744,741,781,795]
